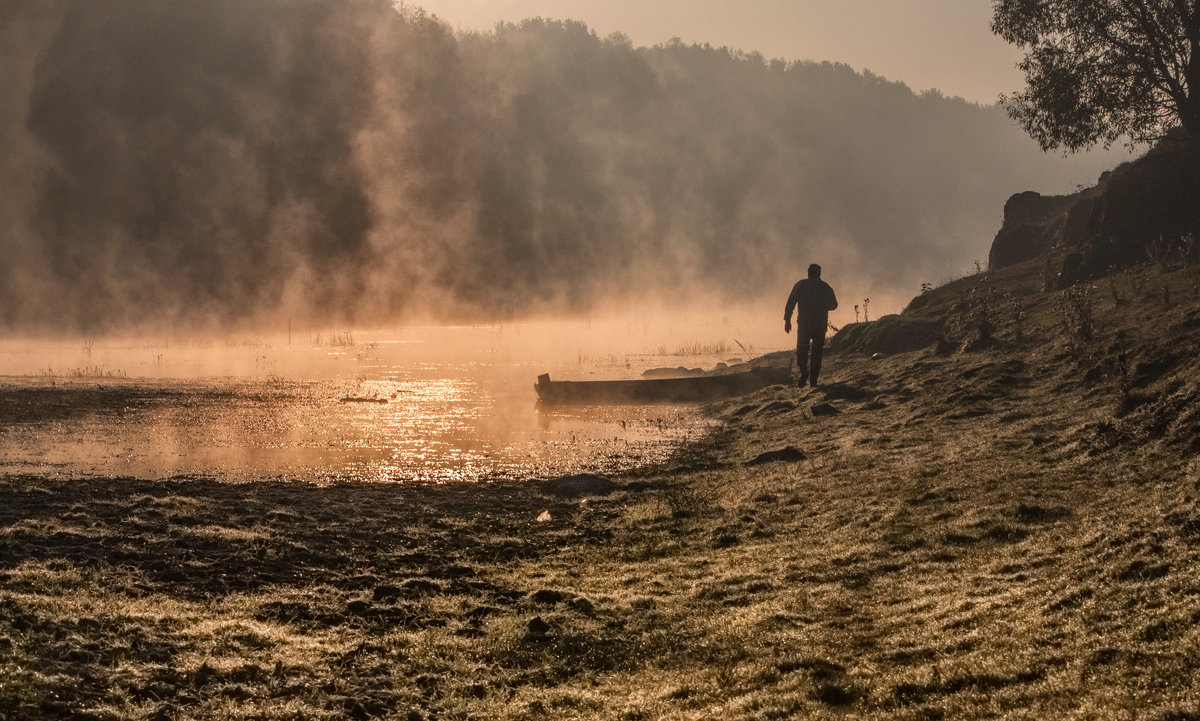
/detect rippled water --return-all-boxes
[0,322,775,482]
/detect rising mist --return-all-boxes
[0,0,1118,332]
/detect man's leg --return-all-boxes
[809,330,826,387]
[795,336,809,387]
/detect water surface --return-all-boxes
[0,322,776,482]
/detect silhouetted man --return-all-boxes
[784,264,838,388]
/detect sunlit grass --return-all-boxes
[32,365,128,379]
[655,339,733,356]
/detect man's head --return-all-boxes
[808,263,822,279]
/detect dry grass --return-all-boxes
[2,264,1200,719]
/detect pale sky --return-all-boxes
[407,0,1023,105]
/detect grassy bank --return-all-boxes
[2,263,1199,720]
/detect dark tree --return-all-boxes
[993,0,1200,151]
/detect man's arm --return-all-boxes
[784,283,800,332]
[785,282,801,320]
[827,285,838,312]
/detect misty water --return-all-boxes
[0,319,779,483]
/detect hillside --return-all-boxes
[3,245,1198,718]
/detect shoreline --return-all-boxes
[3,263,1200,719]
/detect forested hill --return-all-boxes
[1,1,1116,330]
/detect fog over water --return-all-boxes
[0,322,739,482]
[1,0,1120,333]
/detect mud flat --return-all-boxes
[3,263,1200,719]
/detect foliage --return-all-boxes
[1058,284,1095,347]
[992,0,1200,151]
[951,279,998,349]
[1003,291,1027,341]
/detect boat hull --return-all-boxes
[534,366,790,405]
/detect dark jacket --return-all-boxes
[785,278,838,332]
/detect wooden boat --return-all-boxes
[534,366,791,405]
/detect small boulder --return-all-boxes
[811,402,840,417]
[746,446,807,466]
[829,315,944,355]
[524,616,551,642]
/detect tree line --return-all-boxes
[0,1,1113,330]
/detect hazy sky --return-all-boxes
[408,0,1022,104]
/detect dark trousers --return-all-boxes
[795,328,826,385]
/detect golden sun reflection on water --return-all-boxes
[0,372,711,484]
[0,322,771,483]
